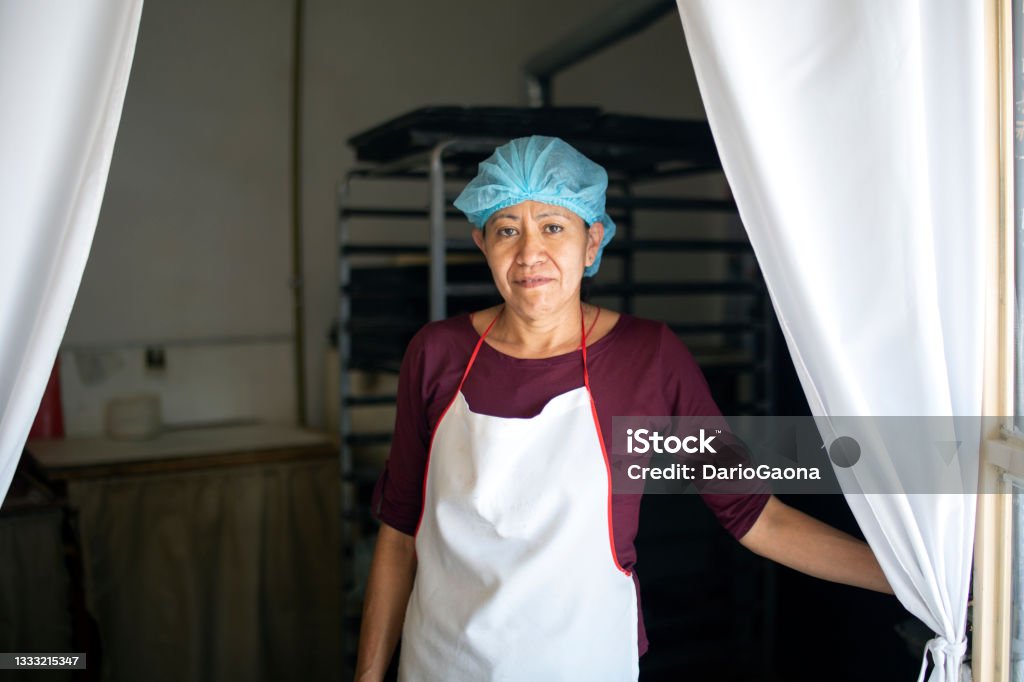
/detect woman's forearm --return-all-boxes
[354,523,418,682]
[739,496,894,594]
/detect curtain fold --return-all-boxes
[0,1,143,502]
[675,2,985,680]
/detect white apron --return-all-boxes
[398,311,639,682]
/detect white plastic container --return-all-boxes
[104,394,162,440]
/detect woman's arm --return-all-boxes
[738,495,894,594]
[354,523,417,682]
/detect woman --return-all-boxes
[355,136,892,682]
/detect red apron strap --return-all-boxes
[581,303,591,391]
[457,309,501,393]
[465,305,592,391]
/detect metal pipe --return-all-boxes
[289,0,307,425]
[524,0,676,106]
[604,196,737,212]
[429,142,457,321]
[615,180,636,314]
[525,75,550,108]
[335,175,355,664]
[340,240,477,256]
[337,176,354,480]
[60,334,294,351]
[604,239,752,253]
[339,207,465,220]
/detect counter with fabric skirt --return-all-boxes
[28,425,342,682]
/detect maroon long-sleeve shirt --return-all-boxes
[372,312,770,656]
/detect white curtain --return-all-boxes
[0,1,142,503]
[675,2,985,681]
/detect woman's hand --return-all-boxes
[738,495,894,594]
[354,523,417,682]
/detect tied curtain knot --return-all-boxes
[918,636,968,682]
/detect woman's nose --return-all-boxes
[515,228,546,266]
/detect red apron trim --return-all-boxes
[413,312,500,538]
[579,307,629,575]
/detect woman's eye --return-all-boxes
[497,227,518,237]
[545,224,564,233]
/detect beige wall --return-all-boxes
[64,0,724,433]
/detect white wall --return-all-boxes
[63,0,295,434]
[64,0,725,434]
[69,0,293,343]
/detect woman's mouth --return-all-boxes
[513,276,554,289]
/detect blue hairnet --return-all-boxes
[453,136,616,277]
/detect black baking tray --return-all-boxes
[348,106,721,176]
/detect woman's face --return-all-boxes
[472,200,604,320]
